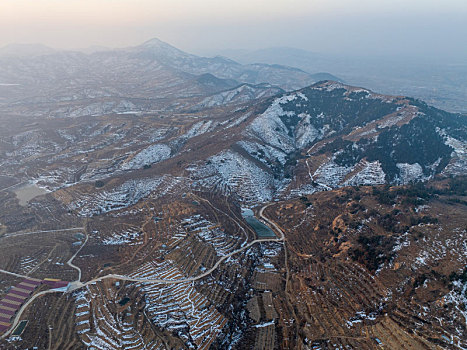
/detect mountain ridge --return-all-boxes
[0,38,339,111]
[173,80,466,204]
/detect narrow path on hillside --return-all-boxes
[66,232,89,282]
[0,182,24,193]
[2,227,85,239]
[0,269,29,279]
[305,158,332,191]
[259,203,300,344]
[48,325,53,350]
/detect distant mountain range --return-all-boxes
[0,38,339,115]
[218,46,467,113]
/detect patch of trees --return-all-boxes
[299,196,312,207]
[323,116,455,182]
[411,99,467,141]
[377,213,408,233]
[350,234,395,272]
[409,215,438,226]
[446,198,467,206]
[366,118,453,181]
[371,176,467,207]
[319,137,353,157]
[349,202,365,215]
[278,114,301,137]
[372,182,434,206]
[438,176,467,196]
[281,87,398,133]
[412,269,449,289]
[283,151,302,179]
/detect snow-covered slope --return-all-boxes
[121,144,172,170]
[69,175,185,216]
[193,84,283,110]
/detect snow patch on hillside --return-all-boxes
[209,151,275,203]
[185,120,214,139]
[288,184,319,198]
[296,113,321,148]
[130,261,227,349]
[101,228,142,246]
[396,163,426,184]
[238,140,288,165]
[225,112,252,129]
[343,161,386,186]
[70,176,184,216]
[247,93,310,153]
[378,108,419,129]
[61,100,138,118]
[443,279,467,328]
[247,109,294,153]
[181,215,239,256]
[313,159,354,188]
[121,144,171,170]
[246,93,326,157]
[73,285,151,349]
[190,150,276,203]
[313,81,347,92]
[442,135,467,176]
[195,84,279,109]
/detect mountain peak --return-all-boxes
[139,38,183,52]
[141,37,170,47]
[133,37,191,60]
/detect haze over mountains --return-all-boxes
[2,38,466,115]
[0,37,466,349]
[218,46,467,113]
[0,39,336,112]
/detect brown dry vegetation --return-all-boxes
[260,178,467,349]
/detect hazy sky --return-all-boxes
[1,0,466,61]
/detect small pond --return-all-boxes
[241,208,276,238]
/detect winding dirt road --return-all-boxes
[71,234,284,290]
[259,203,290,291]
[66,233,89,282]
